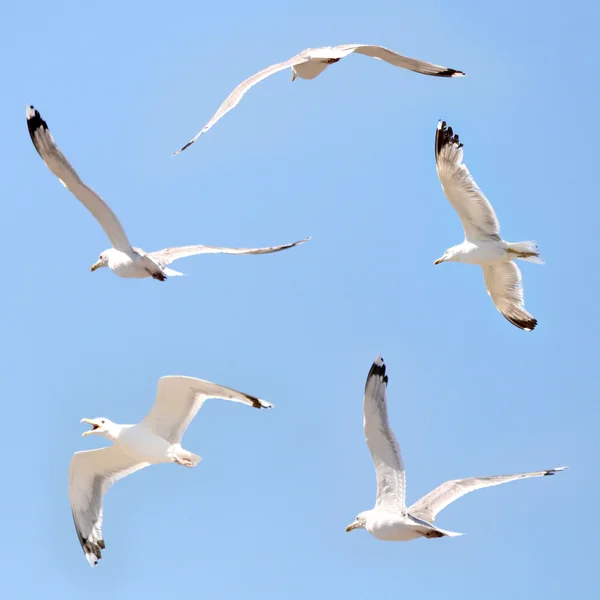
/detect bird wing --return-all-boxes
[148,236,310,267]
[482,262,537,331]
[173,52,311,154]
[26,106,133,251]
[408,467,566,524]
[435,120,501,242]
[336,44,465,77]
[69,446,150,567]
[363,357,406,511]
[140,376,273,444]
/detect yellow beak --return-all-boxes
[81,418,98,436]
[433,257,444,266]
[345,521,360,532]
[90,260,102,272]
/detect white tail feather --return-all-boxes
[507,241,544,264]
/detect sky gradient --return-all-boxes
[0,1,597,598]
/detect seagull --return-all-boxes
[26,105,309,280]
[433,120,543,330]
[345,356,566,541]
[174,44,465,154]
[69,375,273,567]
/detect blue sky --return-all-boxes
[0,0,597,597]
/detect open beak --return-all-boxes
[90,260,102,272]
[433,257,445,266]
[81,418,100,436]
[345,521,360,533]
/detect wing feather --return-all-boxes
[435,120,501,241]
[69,446,149,567]
[26,106,132,251]
[173,53,310,154]
[363,357,406,511]
[482,263,537,331]
[148,236,309,267]
[409,467,567,523]
[338,44,465,77]
[141,376,272,444]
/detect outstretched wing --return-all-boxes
[409,467,567,524]
[26,106,132,251]
[363,356,406,511]
[173,52,311,154]
[148,236,310,267]
[337,44,465,77]
[141,376,273,444]
[482,263,537,331]
[69,446,150,567]
[435,120,501,242]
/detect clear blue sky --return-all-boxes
[0,0,596,597]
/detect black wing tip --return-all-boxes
[544,467,567,476]
[437,68,466,78]
[504,314,538,331]
[367,356,388,385]
[251,395,273,409]
[26,105,49,141]
[435,120,463,159]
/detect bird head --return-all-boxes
[345,512,368,533]
[90,251,109,272]
[80,417,116,440]
[434,247,457,265]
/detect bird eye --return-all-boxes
[101,420,105,424]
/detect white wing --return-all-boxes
[363,356,406,510]
[148,236,310,267]
[409,467,566,524]
[482,263,537,331]
[141,376,273,444]
[26,106,132,251]
[173,52,312,154]
[435,120,501,242]
[336,44,465,77]
[69,446,150,567]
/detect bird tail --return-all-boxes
[507,241,544,264]
[162,267,186,277]
[423,526,464,539]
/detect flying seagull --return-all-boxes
[26,105,309,280]
[174,44,465,154]
[433,120,542,330]
[345,356,566,541]
[69,375,273,567]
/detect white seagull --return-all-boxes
[433,120,543,330]
[26,105,309,280]
[345,356,566,541]
[174,44,465,154]
[69,375,273,567]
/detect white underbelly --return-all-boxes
[368,521,423,542]
[109,254,150,278]
[118,427,172,463]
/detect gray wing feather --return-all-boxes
[435,120,501,241]
[69,447,150,567]
[141,376,272,444]
[363,357,406,511]
[482,263,537,331]
[26,106,132,251]
[148,236,310,267]
[336,44,465,77]
[409,467,567,523]
[173,53,310,154]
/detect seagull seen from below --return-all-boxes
[69,375,273,567]
[345,356,566,541]
[174,44,465,154]
[26,106,309,281]
[433,120,542,330]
